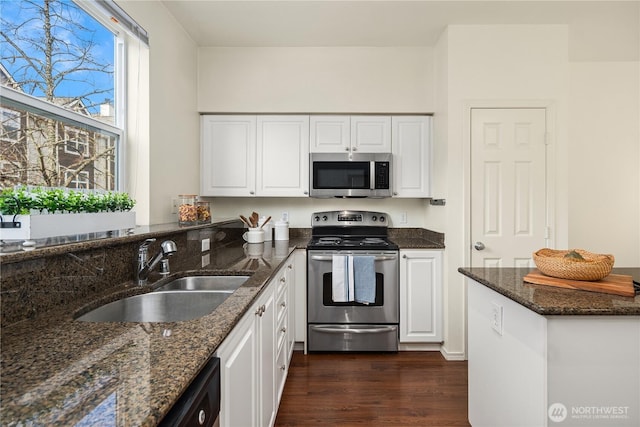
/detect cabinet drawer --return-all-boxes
[275,338,288,401]
[276,286,288,324]
[276,308,288,355]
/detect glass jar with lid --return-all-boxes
[196,200,211,224]
[178,194,197,226]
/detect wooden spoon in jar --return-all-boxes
[239,215,253,228]
[260,216,272,229]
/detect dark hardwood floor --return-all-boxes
[275,351,470,426]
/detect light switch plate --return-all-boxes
[201,238,210,252]
[491,302,503,335]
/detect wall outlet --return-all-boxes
[201,238,210,252]
[171,198,179,215]
[201,254,210,268]
[282,212,289,222]
[400,212,407,224]
[491,302,504,335]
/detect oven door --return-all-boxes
[307,250,399,324]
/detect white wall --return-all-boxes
[197,46,440,230]
[207,197,432,229]
[568,61,640,266]
[119,1,200,225]
[198,47,434,113]
[440,25,570,359]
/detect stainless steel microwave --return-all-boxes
[309,153,392,198]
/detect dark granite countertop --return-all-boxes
[0,220,442,426]
[0,237,307,426]
[458,267,640,315]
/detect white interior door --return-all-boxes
[470,108,548,268]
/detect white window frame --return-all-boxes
[0,0,140,191]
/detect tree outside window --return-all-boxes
[0,0,121,191]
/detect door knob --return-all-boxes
[474,242,485,251]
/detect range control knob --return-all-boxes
[322,215,328,221]
[372,216,378,221]
[379,216,386,222]
[314,215,320,222]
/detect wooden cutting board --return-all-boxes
[523,270,635,297]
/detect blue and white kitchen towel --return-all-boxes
[353,256,376,304]
[332,255,376,304]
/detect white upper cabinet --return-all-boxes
[201,115,257,197]
[309,116,350,153]
[351,116,391,153]
[201,115,309,197]
[256,116,310,197]
[391,116,431,198]
[310,115,391,153]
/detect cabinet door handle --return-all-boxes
[352,147,357,151]
[345,147,350,151]
[281,302,286,308]
[249,191,255,195]
[281,365,286,371]
[474,242,486,251]
[281,327,287,333]
[402,254,407,259]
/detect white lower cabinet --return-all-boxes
[216,254,296,427]
[399,249,443,343]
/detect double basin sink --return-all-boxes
[77,275,250,323]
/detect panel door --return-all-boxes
[350,116,391,152]
[470,108,547,268]
[217,312,257,427]
[201,115,256,197]
[392,116,431,197]
[399,249,443,343]
[310,115,350,153]
[256,115,310,197]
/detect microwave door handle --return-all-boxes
[370,161,375,189]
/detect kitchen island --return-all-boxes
[459,267,640,427]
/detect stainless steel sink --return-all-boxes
[154,275,250,292]
[76,275,250,323]
[77,291,232,322]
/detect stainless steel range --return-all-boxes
[307,210,399,352]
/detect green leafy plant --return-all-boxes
[0,187,135,215]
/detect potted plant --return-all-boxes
[0,187,136,243]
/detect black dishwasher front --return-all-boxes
[159,357,220,427]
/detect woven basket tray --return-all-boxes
[532,248,614,281]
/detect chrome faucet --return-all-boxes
[137,238,177,285]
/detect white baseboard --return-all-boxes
[398,343,441,351]
[440,345,467,361]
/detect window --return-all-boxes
[0,0,144,191]
[65,169,90,189]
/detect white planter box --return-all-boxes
[0,211,136,241]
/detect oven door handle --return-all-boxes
[309,255,397,262]
[311,326,397,334]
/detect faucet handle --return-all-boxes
[139,238,156,251]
